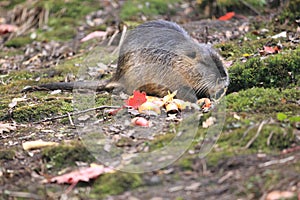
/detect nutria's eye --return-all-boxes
[186,51,197,59]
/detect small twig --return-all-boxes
[33,105,120,124]
[218,171,234,184]
[204,26,209,44]
[259,156,295,168]
[0,190,43,200]
[240,123,258,141]
[244,120,268,149]
[112,24,127,55]
[67,112,74,126]
[239,0,261,15]
[267,131,274,146]
[107,29,120,46]
[200,158,208,175]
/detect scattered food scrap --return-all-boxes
[22,140,59,151]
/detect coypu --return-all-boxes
[28,20,229,102]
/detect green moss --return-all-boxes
[120,0,181,21]
[149,133,175,150]
[216,0,265,8]
[9,94,73,123]
[219,123,295,152]
[4,36,32,48]
[38,26,77,41]
[0,149,16,160]
[244,174,263,198]
[226,87,300,113]
[228,48,300,93]
[32,0,102,41]
[95,94,111,106]
[91,172,143,198]
[241,170,296,199]
[42,141,95,170]
[277,0,300,24]
[206,150,236,167]
[0,48,24,58]
[177,156,194,170]
[1,0,26,9]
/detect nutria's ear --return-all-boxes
[185,51,197,59]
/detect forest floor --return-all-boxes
[0,1,299,200]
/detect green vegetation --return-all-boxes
[4,36,32,48]
[120,0,181,21]
[91,172,143,198]
[227,48,300,93]
[0,0,26,9]
[0,149,16,160]
[197,0,266,17]
[277,0,300,24]
[11,97,73,122]
[226,87,300,113]
[42,141,95,170]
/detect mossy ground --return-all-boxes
[0,1,299,199]
[120,0,181,21]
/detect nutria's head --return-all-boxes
[174,43,229,101]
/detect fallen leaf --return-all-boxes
[233,113,241,120]
[0,123,17,134]
[271,31,287,39]
[125,90,147,109]
[218,12,235,21]
[263,46,278,54]
[0,24,18,34]
[8,96,27,108]
[50,90,62,95]
[202,117,216,128]
[197,98,212,112]
[22,140,59,151]
[49,164,114,193]
[80,31,107,42]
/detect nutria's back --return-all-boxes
[111,20,229,102]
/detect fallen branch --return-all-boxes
[33,105,120,124]
[0,190,42,200]
[239,0,261,15]
[259,156,295,168]
[267,131,274,146]
[244,120,268,149]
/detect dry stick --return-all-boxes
[0,190,42,200]
[240,123,258,141]
[33,105,120,124]
[67,112,74,126]
[112,24,127,55]
[267,131,274,146]
[107,29,120,46]
[259,156,295,168]
[244,119,268,149]
[239,0,261,15]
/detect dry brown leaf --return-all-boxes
[202,117,216,128]
[0,123,17,134]
[8,96,27,108]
